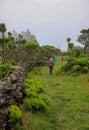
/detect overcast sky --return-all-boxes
[0,0,89,51]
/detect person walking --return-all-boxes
[61,56,64,62]
[48,58,55,75]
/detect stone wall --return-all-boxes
[0,66,26,130]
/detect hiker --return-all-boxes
[48,58,55,75]
[61,56,64,62]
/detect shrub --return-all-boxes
[72,57,88,67]
[72,65,81,72]
[24,78,47,112]
[74,47,81,57]
[24,98,46,112]
[0,63,13,78]
[25,88,37,97]
[6,41,17,50]
[24,41,39,50]
[61,61,73,71]
[82,66,88,73]
[25,79,44,94]
[9,105,22,122]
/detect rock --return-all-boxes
[10,73,17,83]
[0,65,26,129]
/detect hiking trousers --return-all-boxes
[49,66,53,75]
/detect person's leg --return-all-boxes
[50,67,53,75]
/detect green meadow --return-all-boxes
[21,56,89,130]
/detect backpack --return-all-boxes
[52,59,55,65]
[48,61,53,67]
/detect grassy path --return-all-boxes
[23,57,89,130]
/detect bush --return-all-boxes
[74,47,81,57]
[0,63,13,78]
[61,61,73,71]
[24,41,39,50]
[72,65,81,72]
[24,98,46,112]
[82,66,88,73]
[6,41,17,50]
[72,57,88,67]
[25,79,44,94]
[9,105,22,122]
[25,88,37,97]
[24,77,47,112]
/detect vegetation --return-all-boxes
[0,23,60,65]
[0,63,13,78]
[82,66,89,73]
[24,75,47,112]
[18,56,89,130]
[77,29,89,54]
[61,57,89,73]
[72,64,81,72]
[0,22,89,129]
[24,97,47,112]
[0,23,7,38]
[9,105,22,122]
[25,79,44,95]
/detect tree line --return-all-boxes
[0,22,89,65]
[67,29,89,57]
[0,23,61,65]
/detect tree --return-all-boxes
[67,37,74,56]
[24,40,40,62]
[73,46,82,57]
[68,43,74,57]
[0,23,7,63]
[68,43,74,50]
[40,45,61,61]
[8,32,12,38]
[0,23,7,38]
[8,31,15,41]
[17,34,26,45]
[77,29,89,54]
[67,37,71,44]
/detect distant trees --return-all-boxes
[61,35,89,73]
[24,41,40,62]
[0,23,8,63]
[67,37,71,44]
[0,23,7,38]
[68,43,74,52]
[8,32,12,39]
[0,22,60,65]
[62,29,89,73]
[17,34,26,45]
[66,36,85,58]
[67,37,74,57]
[77,29,89,54]
[41,45,61,60]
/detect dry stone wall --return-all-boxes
[0,66,26,129]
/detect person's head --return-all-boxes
[50,58,53,61]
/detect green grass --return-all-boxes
[21,56,89,130]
